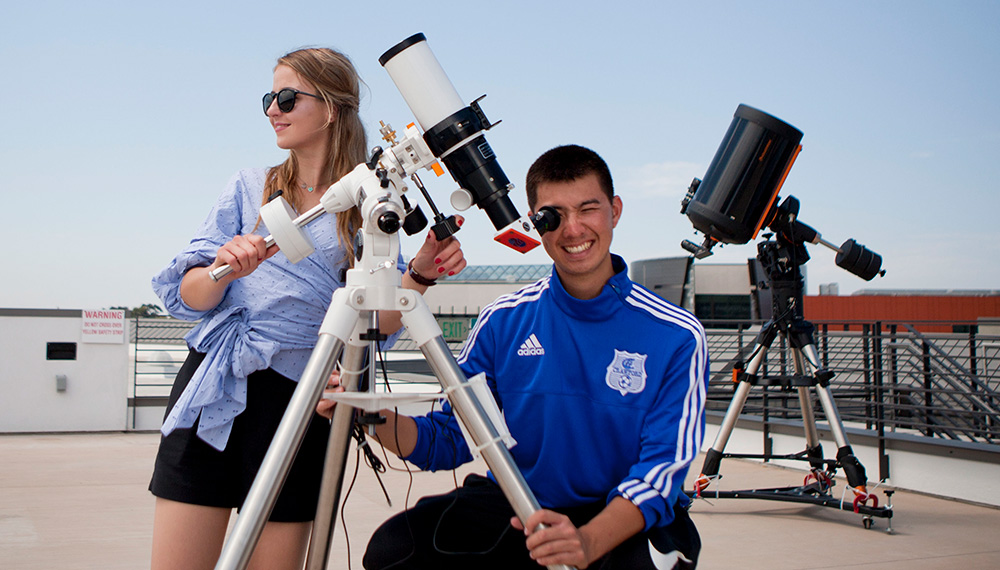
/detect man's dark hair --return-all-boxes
[525,145,614,209]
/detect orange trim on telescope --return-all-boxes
[751,143,802,240]
[758,139,773,162]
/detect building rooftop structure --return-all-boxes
[442,263,551,283]
[851,289,1000,296]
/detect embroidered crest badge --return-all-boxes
[605,349,648,396]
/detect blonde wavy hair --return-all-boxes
[262,47,367,266]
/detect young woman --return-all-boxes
[149,47,465,570]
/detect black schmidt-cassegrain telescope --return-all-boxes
[680,104,893,530]
[680,104,884,282]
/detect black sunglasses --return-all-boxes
[262,88,322,115]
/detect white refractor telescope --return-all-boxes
[380,33,554,252]
[210,33,557,282]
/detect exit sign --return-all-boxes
[436,317,475,341]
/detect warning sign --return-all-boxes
[81,309,126,344]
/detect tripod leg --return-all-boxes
[796,387,821,448]
[401,297,574,570]
[800,344,868,489]
[699,382,751,488]
[215,290,359,570]
[791,349,825,471]
[306,340,368,570]
[814,382,868,488]
[795,387,825,470]
[696,324,776,490]
[421,337,545,520]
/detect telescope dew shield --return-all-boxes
[686,104,803,245]
[379,34,464,129]
[380,33,519,230]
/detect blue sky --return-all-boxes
[2,1,998,310]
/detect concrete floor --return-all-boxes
[1,431,999,569]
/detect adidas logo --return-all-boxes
[517,334,545,356]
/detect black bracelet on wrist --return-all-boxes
[407,259,438,287]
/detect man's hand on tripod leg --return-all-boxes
[316,371,343,419]
[512,497,645,569]
[512,509,592,569]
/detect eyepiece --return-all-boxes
[530,206,560,235]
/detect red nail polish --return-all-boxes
[434,258,442,264]
[438,266,445,273]
[448,271,455,276]
[457,218,464,226]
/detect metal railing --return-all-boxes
[129,318,194,405]
[700,320,1000,447]
[130,318,1000,449]
[125,317,457,404]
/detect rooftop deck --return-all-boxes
[2,432,999,569]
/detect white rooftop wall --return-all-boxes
[0,310,128,432]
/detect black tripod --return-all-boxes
[690,212,893,530]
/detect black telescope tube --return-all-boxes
[422,106,519,229]
[684,104,803,245]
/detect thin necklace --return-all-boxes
[299,181,315,193]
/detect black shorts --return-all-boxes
[149,349,331,522]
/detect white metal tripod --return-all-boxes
[210,148,572,570]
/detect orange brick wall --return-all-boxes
[803,296,1000,332]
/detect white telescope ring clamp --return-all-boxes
[443,373,516,458]
[260,197,315,264]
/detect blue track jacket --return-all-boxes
[405,255,709,530]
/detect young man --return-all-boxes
[362,145,708,569]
